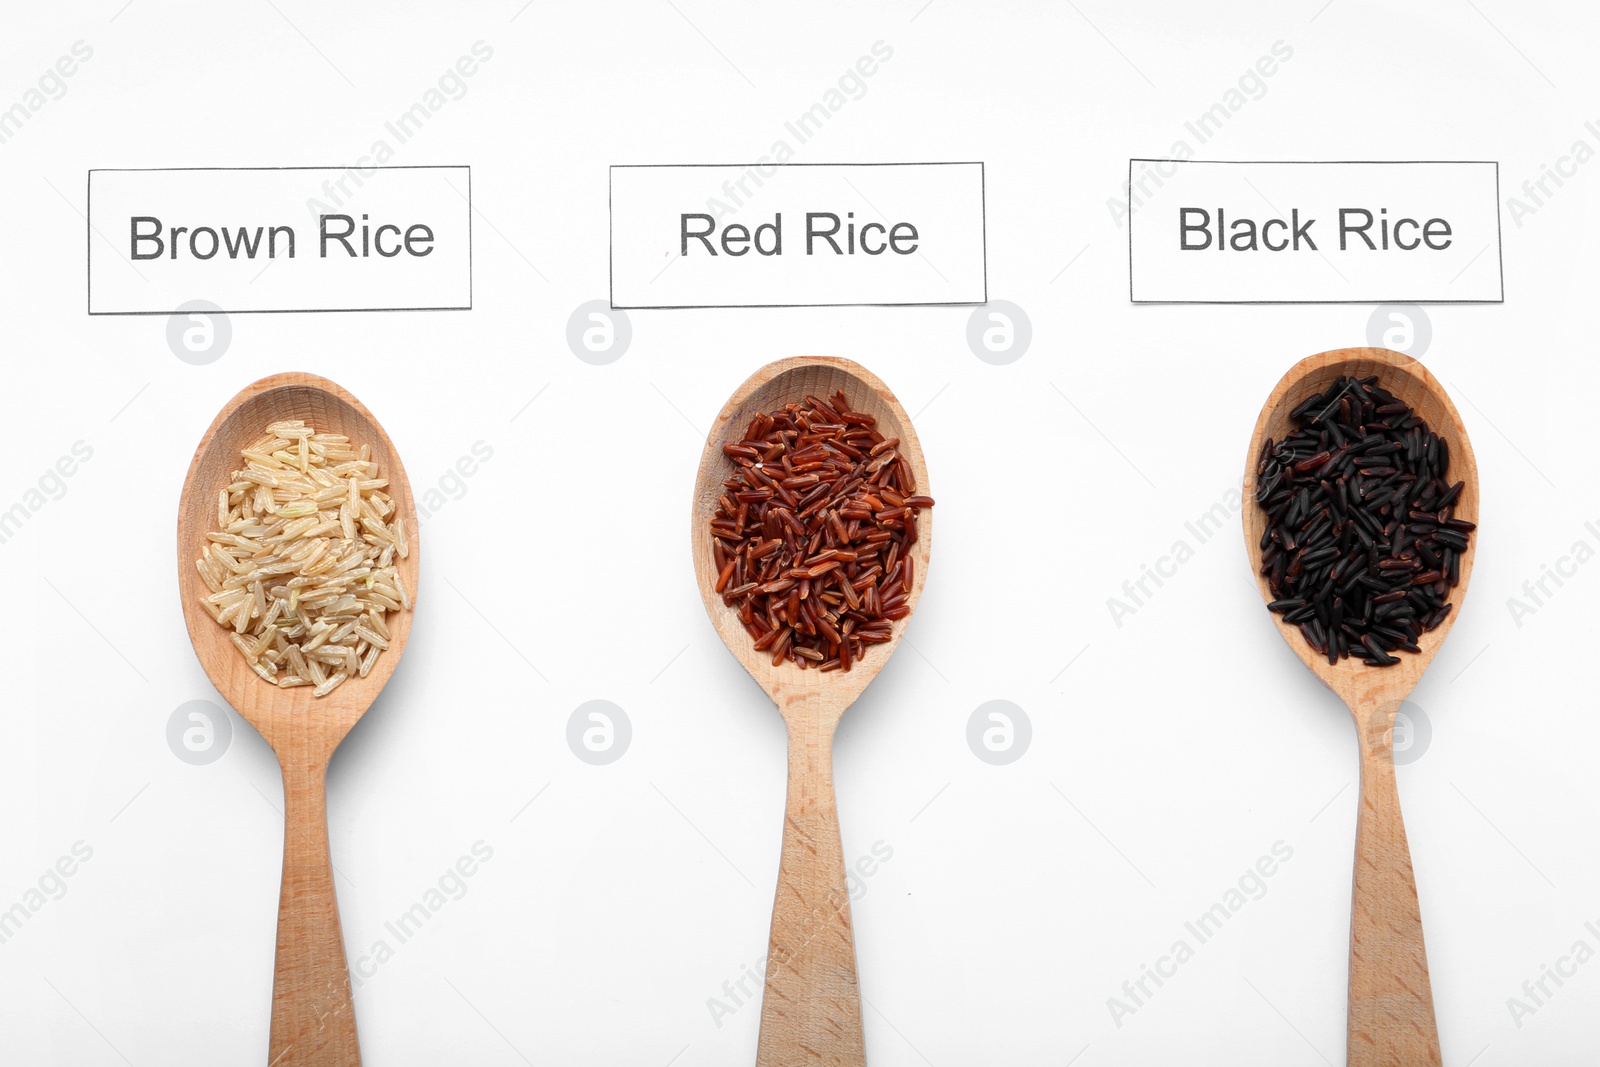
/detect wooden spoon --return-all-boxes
[177,372,420,1067]
[691,357,932,1067]
[1243,347,1477,1067]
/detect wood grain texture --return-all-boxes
[1350,698,1440,1067]
[691,357,932,1067]
[177,373,420,1067]
[271,758,358,1066]
[761,711,864,1067]
[1243,348,1476,1067]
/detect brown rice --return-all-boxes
[194,419,410,697]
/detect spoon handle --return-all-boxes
[1348,702,1440,1067]
[269,758,360,1066]
[756,714,865,1067]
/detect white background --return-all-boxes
[1,2,1597,1066]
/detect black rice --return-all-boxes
[1255,375,1474,667]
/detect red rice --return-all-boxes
[712,390,932,670]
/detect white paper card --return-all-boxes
[609,163,986,308]
[1128,160,1502,303]
[88,166,472,313]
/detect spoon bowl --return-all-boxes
[1244,347,1479,705]
[1243,347,1477,1067]
[178,372,419,1066]
[691,356,931,1066]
